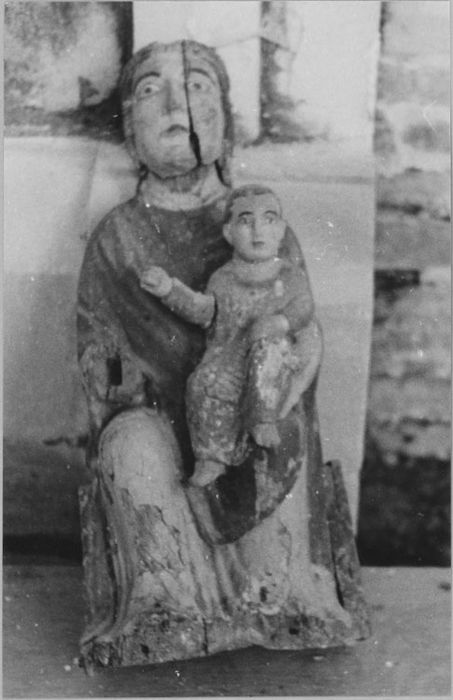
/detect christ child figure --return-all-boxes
[141,185,316,487]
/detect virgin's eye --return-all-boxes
[188,80,204,92]
[187,74,212,94]
[135,80,160,100]
[238,215,253,225]
[264,213,278,224]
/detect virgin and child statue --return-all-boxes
[77,40,370,668]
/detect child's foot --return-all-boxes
[251,422,281,448]
[189,460,226,487]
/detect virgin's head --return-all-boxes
[121,41,234,183]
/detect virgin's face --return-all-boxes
[131,44,225,178]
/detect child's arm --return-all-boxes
[141,266,215,329]
[249,266,314,343]
[282,265,314,332]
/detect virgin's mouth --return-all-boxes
[163,124,189,136]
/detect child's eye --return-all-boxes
[238,215,252,225]
[264,213,277,224]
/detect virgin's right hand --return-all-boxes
[140,266,172,297]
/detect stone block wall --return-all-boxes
[5,1,132,138]
[358,0,451,565]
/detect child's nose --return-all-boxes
[252,222,266,241]
[251,221,261,238]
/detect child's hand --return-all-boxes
[249,314,290,342]
[140,266,173,298]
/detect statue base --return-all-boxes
[79,458,370,670]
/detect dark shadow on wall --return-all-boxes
[358,444,450,567]
[3,438,88,564]
[358,272,451,567]
[3,535,82,564]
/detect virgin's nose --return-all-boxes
[162,79,186,115]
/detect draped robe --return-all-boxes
[77,189,370,667]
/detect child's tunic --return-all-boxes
[163,258,314,465]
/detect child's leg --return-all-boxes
[189,459,226,487]
[246,335,294,447]
[186,358,247,486]
[250,422,281,449]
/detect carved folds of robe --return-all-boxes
[77,189,370,667]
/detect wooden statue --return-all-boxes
[77,40,370,670]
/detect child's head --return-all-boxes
[223,185,286,262]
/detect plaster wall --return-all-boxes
[4,138,98,537]
[287,1,381,146]
[3,138,100,443]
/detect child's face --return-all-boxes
[223,193,285,262]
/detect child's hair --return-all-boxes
[223,185,282,223]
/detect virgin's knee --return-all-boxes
[99,407,181,481]
[100,407,158,451]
